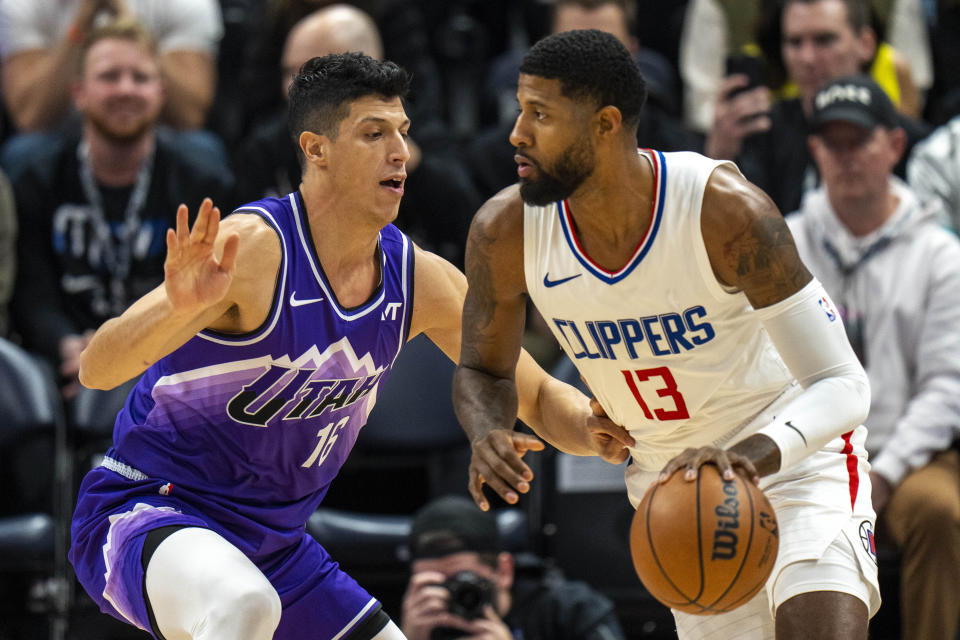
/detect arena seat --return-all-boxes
[0,338,71,639]
[321,334,473,515]
[70,379,137,478]
[311,333,525,617]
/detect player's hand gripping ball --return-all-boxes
[629,464,779,614]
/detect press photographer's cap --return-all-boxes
[810,74,899,133]
[409,495,501,560]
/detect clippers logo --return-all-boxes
[818,296,838,322]
[859,520,878,564]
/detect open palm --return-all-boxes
[164,198,239,313]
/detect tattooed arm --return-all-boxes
[451,186,633,509]
[699,163,812,307]
[659,164,867,485]
[699,164,810,477]
[449,187,536,508]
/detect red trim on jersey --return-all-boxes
[561,148,661,276]
[841,430,858,510]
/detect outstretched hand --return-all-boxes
[164,198,239,314]
[468,429,545,511]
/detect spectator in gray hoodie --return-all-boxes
[907,114,960,231]
[788,74,960,640]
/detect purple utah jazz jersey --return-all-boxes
[111,190,413,547]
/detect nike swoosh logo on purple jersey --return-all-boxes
[289,292,325,307]
[543,273,582,288]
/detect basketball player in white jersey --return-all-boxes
[452,30,880,639]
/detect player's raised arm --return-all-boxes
[677,165,870,479]
[78,199,274,390]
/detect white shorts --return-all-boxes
[673,527,878,639]
[625,424,881,638]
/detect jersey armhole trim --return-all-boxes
[398,235,415,356]
[693,160,745,302]
[197,206,287,345]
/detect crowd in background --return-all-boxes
[2,0,960,373]
[2,0,960,639]
[2,0,960,372]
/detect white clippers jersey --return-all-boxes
[524,150,795,470]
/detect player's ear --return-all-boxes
[595,105,622,137]
[299,131,328,167]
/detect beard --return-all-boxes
[86,107,157,144]
[518,138,595,206]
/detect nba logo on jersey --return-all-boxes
[818,296,838,322]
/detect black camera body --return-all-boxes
[443,570,495,620]
[429,570,496,640]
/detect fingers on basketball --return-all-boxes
[629,464,779,615]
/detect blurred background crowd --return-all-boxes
[2,0,960,639]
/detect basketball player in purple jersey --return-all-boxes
[453,31,879,639]
[68,52,633,640]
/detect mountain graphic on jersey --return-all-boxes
[150,336,384,432]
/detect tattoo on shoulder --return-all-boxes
[723,211,808,306]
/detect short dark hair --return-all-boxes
[287,52,410,146]
[519,29,646,130]
[408,496,501,569]
[782,0,870,33]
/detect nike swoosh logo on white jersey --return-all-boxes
[289,291,325,307]
[543,273,582,288]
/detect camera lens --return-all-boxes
[442,570,494,620]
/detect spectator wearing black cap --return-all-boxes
[402,496,626,640]
[706,0,930,216]
[788,74,960,640]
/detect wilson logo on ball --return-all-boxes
[629,465,779,615]
[711,480,740,560]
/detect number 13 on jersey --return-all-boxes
[621,366,690,420]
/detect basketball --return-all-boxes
[629,464,779,615]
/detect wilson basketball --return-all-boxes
[629,464,779,615]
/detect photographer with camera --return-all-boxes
[402,496,625,640]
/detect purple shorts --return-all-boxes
[69,465,380,639]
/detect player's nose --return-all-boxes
[389,132,410,164]
[510,116,531,148]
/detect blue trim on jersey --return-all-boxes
[197,205,288,345]
[396,235,414,359]
[558,149,666,285]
